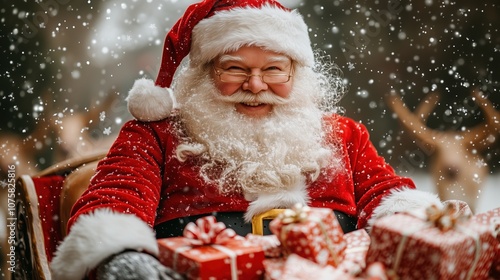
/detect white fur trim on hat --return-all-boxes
[50,209,158,280]
[244,176,309,222]
[126,78,174,121]
[367,187,443,228]
[191,5,314,67]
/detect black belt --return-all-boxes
[155,210,357,238]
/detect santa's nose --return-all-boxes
[242,74,269,93]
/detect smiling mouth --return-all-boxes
[241,102,264,107]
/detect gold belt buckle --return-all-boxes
[251,208,286,235]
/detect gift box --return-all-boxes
[471,207,500,279]
[366,204,498,280]
[279,254,353,280]
[357,262,395,280]
[158,216,265,280]
[337,229,371,276]
[263,257,286,280]
[262,236,370,280]
[263,254,353,280]
[245,233,283,258]
[269,204,346,267]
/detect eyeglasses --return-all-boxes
[213,66,293,84]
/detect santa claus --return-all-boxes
[51,0,442,279]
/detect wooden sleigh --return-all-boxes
[10,152,106,280]
[9,152,286,280]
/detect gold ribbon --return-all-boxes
[492,217,500,239]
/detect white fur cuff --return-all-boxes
[367,187,443,228]
[50,209,158,280]
[126,78,174,121]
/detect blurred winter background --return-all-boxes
[1,0,499,278]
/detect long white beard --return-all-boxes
[173,64,340,197]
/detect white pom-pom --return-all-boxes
[126,78,174,121]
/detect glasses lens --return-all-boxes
[263,74,290,84]
[221,73,247,83]
[218,71,291,84]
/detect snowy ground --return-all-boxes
[408,172,500,214]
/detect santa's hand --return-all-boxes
[96,251,184,280]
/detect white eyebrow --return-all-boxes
[218,54,243,64]
[266,56,291,64]
[217,54,291,64]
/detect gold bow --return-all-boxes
[425,203,468,231]
[278,203,311,224]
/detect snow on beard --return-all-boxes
[173,63,337,197]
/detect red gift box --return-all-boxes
[263,254,353,280]
[269,204,346,267]
[471,207,500,279]
[338,229,371,276]
[366,205,497,280]
[279,254,353,280]
[245,234,283,258]
[157,216,265,280]
[263,257,286,280]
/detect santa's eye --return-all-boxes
[224,66,246,73]
[265,66,281,71]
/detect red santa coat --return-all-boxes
[70,113,413,230]
[51,113,442,280]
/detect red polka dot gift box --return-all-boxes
[366,204,497,280]
[337,229,371,276]
[471,207,500,279]
[262,229,371,280]
[269,204,346,268]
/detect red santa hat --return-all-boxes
[127,0,314,121]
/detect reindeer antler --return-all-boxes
[464,89,500,151]
[413,91,441,124]
[385,91,439,148]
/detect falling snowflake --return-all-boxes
[472,173,482,184]
[99,111,106,121]
[475,159,486,168]
[103,127,112,135]
[27,87,34,94]
[347,62,355,71]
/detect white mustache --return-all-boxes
[215,90,290,105]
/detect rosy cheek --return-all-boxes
[217,83,241,96]
[271,84,292,98]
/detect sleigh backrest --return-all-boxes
[11,152,105,280]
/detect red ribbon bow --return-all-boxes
[183,216,239,246]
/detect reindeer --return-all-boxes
[0,91,119,280]
[0,91,119,180]
[386,89,500,212]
